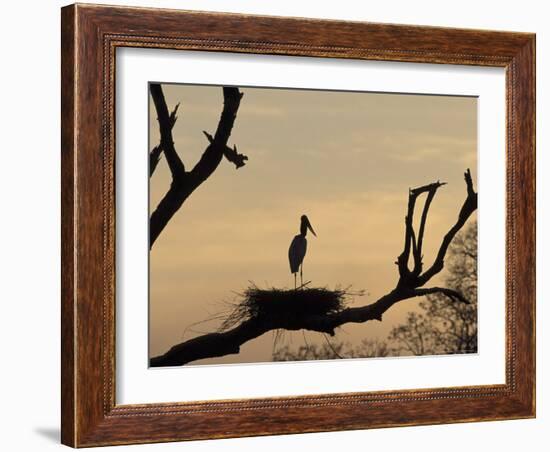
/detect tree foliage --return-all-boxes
[388,220,477,356]
[273,339,390,361]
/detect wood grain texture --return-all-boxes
[60,3,536,447]
[60,5,76,447]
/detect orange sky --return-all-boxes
[148,84,477,364]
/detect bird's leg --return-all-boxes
[300,265,303,288]
[294,273,297,290]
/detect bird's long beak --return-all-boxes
[306,219,317,237]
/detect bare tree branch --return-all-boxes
[149,102,180,177]
[413,287,470,304]
[417,169,477,285]
[202,130,248,168]
[149,85,246,248]
[414,185,439,273]
[396,181,446,280]
[150,169,477,366]
[150,84,185,179]
[149,145,163,177]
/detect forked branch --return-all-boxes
[149,84,248,247]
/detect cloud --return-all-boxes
[241,105,285,117]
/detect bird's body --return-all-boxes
[288,235,307,274]
[288,215,316,288]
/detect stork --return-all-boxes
[288,215,317,289]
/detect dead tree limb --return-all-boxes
[149,145,163,177]
[149,84,248,247]
[149,99,180,177]
[150,169,477,366]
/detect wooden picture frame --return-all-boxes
[61,3,535,447]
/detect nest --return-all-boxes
[219,284,355,332]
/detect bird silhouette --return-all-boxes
[288,215,317,289]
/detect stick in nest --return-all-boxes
[219,284,363,332]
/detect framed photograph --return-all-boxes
[61,4,535,447]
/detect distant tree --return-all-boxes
[273,338,391,361]
[388,221,477,356]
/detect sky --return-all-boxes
[148,83,478,365]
